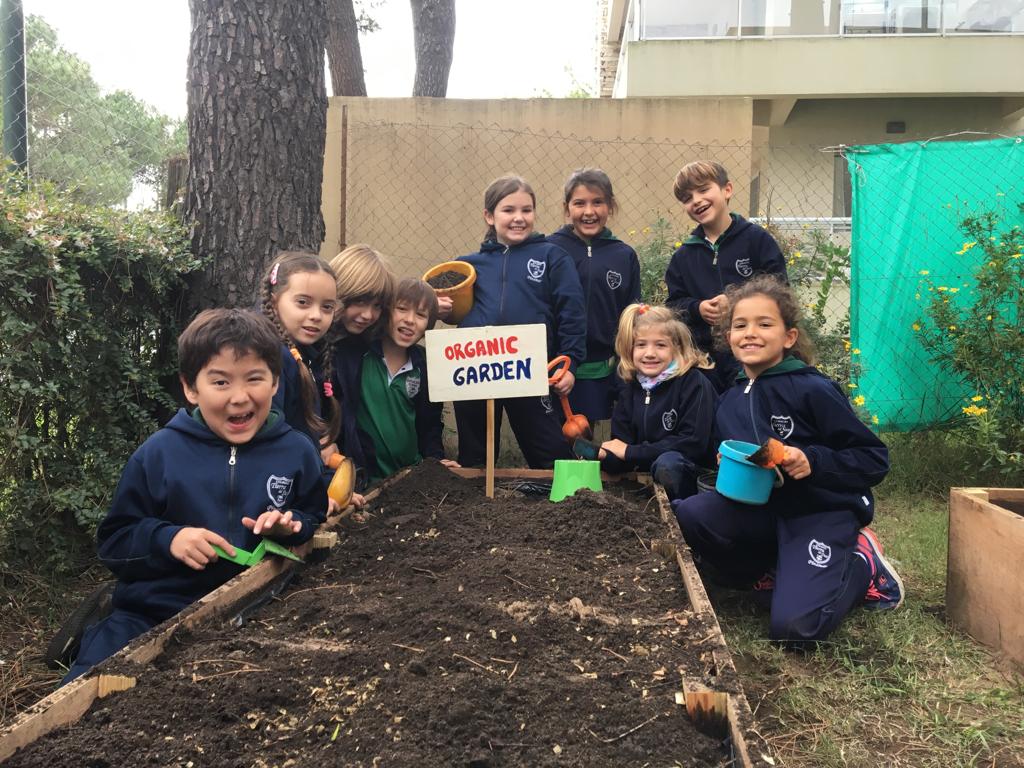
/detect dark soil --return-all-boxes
[7,461,734,767]
[426,270,467,290]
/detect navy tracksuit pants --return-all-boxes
[454,394,573,469]
[672,491,872,643]
[62,609,158,684]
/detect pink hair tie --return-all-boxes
[269,263,280,286]
[323,381,334,397]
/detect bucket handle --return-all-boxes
[773,467,785,488]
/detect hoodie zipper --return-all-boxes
[744,378,760,444]
[498,244,510,323]
[228,446,237,536]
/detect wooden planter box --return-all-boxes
[0,469,772,767]
[947,488,1024,666]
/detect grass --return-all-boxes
[714,487,1024,768]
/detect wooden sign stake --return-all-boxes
[485,399,495,498]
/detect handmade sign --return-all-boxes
[425,324,549,402]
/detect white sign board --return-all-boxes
[425,324,549,403]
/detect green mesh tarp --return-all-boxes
[849,137,1024,431]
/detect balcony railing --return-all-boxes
[626,0,1024,40]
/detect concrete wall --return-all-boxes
[320,98,754,278]
[615,36,1024,99]
[758,97,1024,219]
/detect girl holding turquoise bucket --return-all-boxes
[672,275,903,645]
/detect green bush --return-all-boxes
[0,175,201,569]
[914,203,1024,480]
[631,217,685,305]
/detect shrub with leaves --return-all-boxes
[0,175,201,568]
[914,203,1024,478]
[632,216,686,305]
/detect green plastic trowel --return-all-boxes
[212,538,303,567]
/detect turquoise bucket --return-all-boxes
[716,440,775,505]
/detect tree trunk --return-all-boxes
[185,0,327,312]
[410,0,455,97]
[326,0,367,97]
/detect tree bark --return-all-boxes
[410,0,455,97]
[185,0,327,312]
[326,0,367,96]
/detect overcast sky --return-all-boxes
[24,0,600,121]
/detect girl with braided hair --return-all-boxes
[260,251,342,459]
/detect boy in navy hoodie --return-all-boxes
[665,161,787,391]
[64,309,327,682]
[354,278,457,481]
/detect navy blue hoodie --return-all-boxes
[332,334,375,486]
[97,408,327,622]
[715,357,889,524]
[602,367,717,474]
[547,226,641,363]
[457,233,586,371]
[273,341,329,448]
[665,214,787,352]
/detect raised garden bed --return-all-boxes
[947,487,1024,667]
[1,462,770,766]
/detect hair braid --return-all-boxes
[318,340,341,445]
[261,261,328,441]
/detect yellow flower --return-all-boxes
[971,395,984,402]
[787,259,795,266]
[948,325,957,331]
[674,241,682,248]
[847,383,858,389]
[853,395,866,407]
[986,314,992,321]
[628,229,636,236]
[912,322,921,331]
[1012,253,1022,259]
[852,348,861,355]
[962,405,988,416]
[915,293,921,300]
[793,251,802,259]
[871,415,879,425]
[643,227,651,234]
[937,286,948,292]
[949,287,959,293]
[843,340,851,350]
[919,269,930,275]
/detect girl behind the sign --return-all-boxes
[599,303,716,503]
[672,274,901,646]
[451,175,586,469]
[547,168,641,423]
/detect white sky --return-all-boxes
[24,0,600,121]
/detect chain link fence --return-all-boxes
[1,8,184,208]
[341,118,853,365]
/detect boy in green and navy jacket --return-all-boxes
[351,278,459,481]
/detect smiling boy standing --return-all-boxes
[63,309,326,682]
[665,161,787,391]
[354,278,459,481]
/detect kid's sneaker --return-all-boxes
[752,570,776,592]
[856,527,905,611]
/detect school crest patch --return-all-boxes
[662,408,678,431]
[540,395,553,414]
[266,475,294,508]
[606,270,623,290]
[807,539,831,568]
[735,258,753,277]
[770,414,794,439]
[405,371,421,399]
[526,258,546,282]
